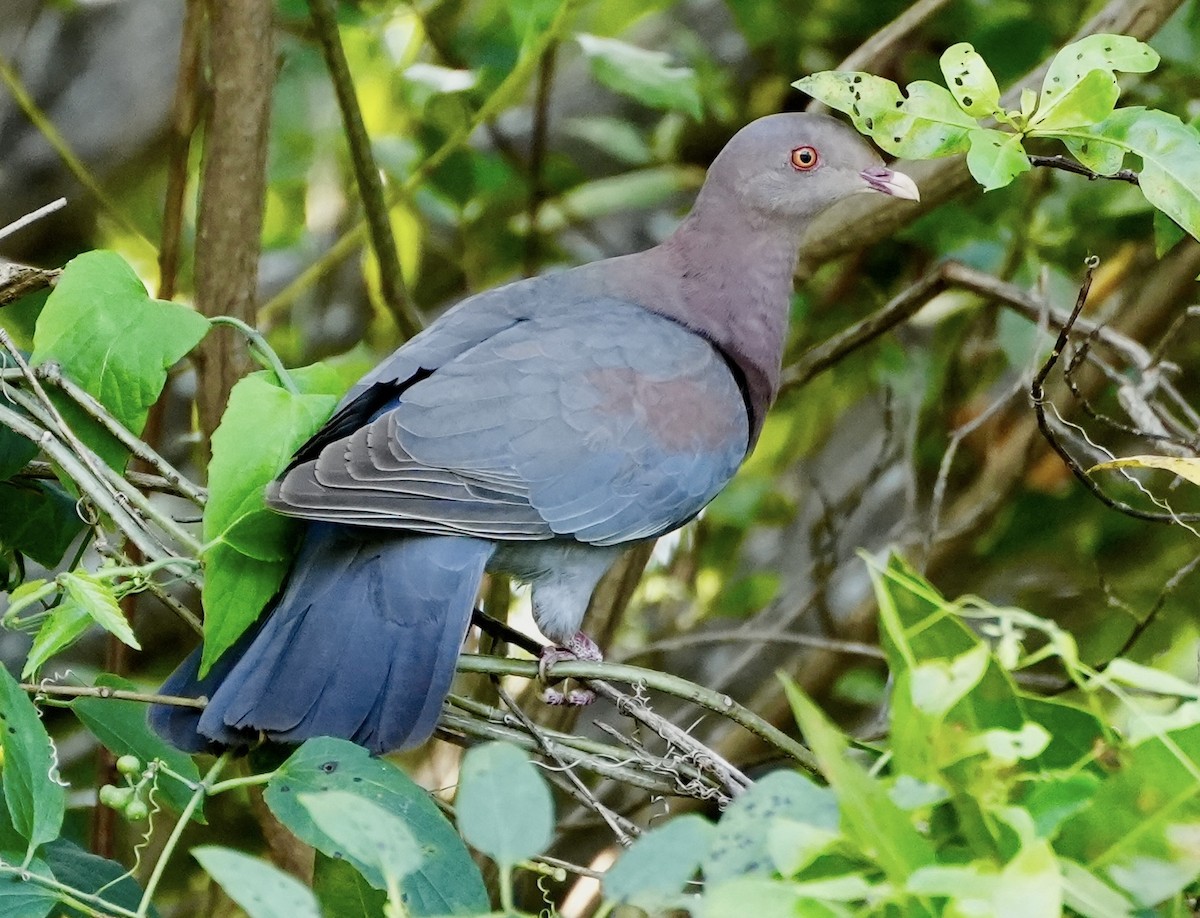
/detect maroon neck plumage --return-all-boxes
[655,179,803,445]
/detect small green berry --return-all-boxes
[115,754,142,776]
[99,785,132,809]
[124,799,149,821]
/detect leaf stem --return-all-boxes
[137,751,232,917]
[207,316,298,394]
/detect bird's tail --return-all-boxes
[149,525,493,755]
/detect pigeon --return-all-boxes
[150,112,919,754]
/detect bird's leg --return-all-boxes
[539,630,602,706]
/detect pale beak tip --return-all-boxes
[860,166,921,202]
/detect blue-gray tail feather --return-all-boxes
[149,525,493,755]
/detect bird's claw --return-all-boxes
[538,631,601,706]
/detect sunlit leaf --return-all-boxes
[0,666,64,857]
[940,43,1001,117]
[1090,453,1200,487]
[1030,69,1120,132]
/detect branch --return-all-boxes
[0,197,67,243]
[306,0,422,339]
[22,682,206,709]
[1028,154,1140,185]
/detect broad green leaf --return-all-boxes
[966,128,1031,190]
[940,43,1000,117]
[781,677,935,882]
[265,737,487,914]
[456,741,553,867]
[41,836,152,917]
[910,842,1060,917]
[1091,454,1200,488]
[1040,34,1159,104]
[576,34,702,118]
[30,251,209,469]
[0,855,56,918]
[1021,697,1106,771]
[705,769,837,883]
[1059,858,1135,918]
[59,571,138,650]
[604,813,712,908]
[193,846,321,918]
[1031,69,1120,132]
[22,599,90,680]
[1057,722,1200,906]
[313,852,387,918]
[299,791,422,883]
[0,666,64,856]
[0,482,85,568]
[1153,209,1187,256]
[71,674,203,820]
[1023,774,1101,838]
[200,366,342,675]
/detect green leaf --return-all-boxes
[264,737,487,915]
[30,250,209,469]
[193,846,321,918]
[41,836,152,918]
[60,571,139,650]
[0,481,85,568]
[1030,69,1120,132]
[0,352,38,481]
[603,813,713,907]
[22,600,90,680]
[909,643,990,716]
[0,666,64,856]
[313,852,387,918]
[0,855,57,918]
[700,877,854,918]
[765,818,841,877]
[1059,858,1135,918]
[793,72,904,134]
[300,791,423,883]
[966,128,1031,190]
[704,770,837,883]
[940,43,1001,118]
[200,366,342,675]
[874,81,978,159]
[576,34,702,118]
[71,674,203,820]
[1153,209,1187,257]
[1024,774,1101,839]
[456,741,554,867]
[781,677,935,882]
[1040,34,1159,106]
[1057,722,1200,906]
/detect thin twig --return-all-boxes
[0,198,67,242]
[306,0,421,338]
[22,682,207,709]
[1028,154,1140,185]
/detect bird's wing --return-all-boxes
[268,299,750,546]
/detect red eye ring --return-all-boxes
[790,145,819,171]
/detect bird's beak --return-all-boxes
[859,165,921,201]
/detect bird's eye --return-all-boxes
[790,146,819,171]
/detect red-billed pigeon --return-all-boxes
[151,112,919,754]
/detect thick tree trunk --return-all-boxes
[192,0,274,458]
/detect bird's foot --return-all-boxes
[539,631,601,706]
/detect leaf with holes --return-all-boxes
[940,43,1000,118]
[966,128,1031,190]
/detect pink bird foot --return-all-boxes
[539,631,601,706]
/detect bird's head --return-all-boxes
[707,111,920,222]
